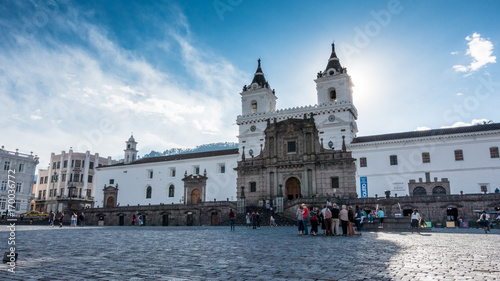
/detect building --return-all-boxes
[94,136,238,208]
[0,147,39,215]
[34,148,117,213]
[87,43,499,226]
[351,124,500,197]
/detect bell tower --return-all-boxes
[240,59,277,115]
[314,43,358,148]
[124,134,138,164]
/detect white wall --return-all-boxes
[95,153,238,207]
[351,131,500,197]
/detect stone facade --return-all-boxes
[83,201,236,226]
[236,116,357,206]
[408,172,450,196]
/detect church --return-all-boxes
[91,44,500,226]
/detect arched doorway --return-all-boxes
[106,196,115,207]
[211,212,218,226]
[191,189,201,204]
[286,177,301,200]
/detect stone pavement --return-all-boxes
[0,225,499,281]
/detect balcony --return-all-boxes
[67,181,84,186]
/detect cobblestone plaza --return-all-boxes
[1,225,499,280]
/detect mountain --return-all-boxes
[141,142,238,159]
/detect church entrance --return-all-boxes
[286,177,301,200]
[191,189,201,204]
[106,196,115,208]
[211,212,218,225]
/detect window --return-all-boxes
[0,181,6,191]
[251,100,257,113]
[4,161,10,171]
[88,175,93,183]
[38,190,42,199]
[390,155,398,165]
[75,160,81,168]
[63,160,68,168]
[44,176,48,184]
[0,199,5,210]
[73,173,80,182]
[147,170,153,179]
[168,185,175,197]
[49,189,53,197]
[86,189,92,198]
[480,185,488,193]
[170,168,176,177]
[15,183,21,192]
[422,152,430,163]
[42,190,46,198]
[454,149,464,161]
[52,162,56,169]
[61,174,66,182]
[18,163,25,173]
[60,188,64,197]
[288,141,297,153]
[146,186,152,199]
[360,157,367,168]
[109,179,115,184]
[413,187,427,196]
[432,186,446,195]
[329,88,337,102]
[56,161,60,169]
[490,147,499,158]
[89,162,94,169]
[14,200,20,211]
[71,160,74,167]
[193,166,200,175]
[218,164,226,174]
[250,182,256,192]
[331,177,339,189]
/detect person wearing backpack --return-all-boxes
[323,205,332,236]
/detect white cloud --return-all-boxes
[453,32,496,73]
[0,7,246,168]
[415,126,431,131]
[456,92,463,96]
[441,118,491,128]
[450,51,459,55]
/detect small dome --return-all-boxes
[128,135,135,142]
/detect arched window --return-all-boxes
[413,186,427,196]
[432,186,446,195]
[251,100,257,113]
[168,185,174,197]
[146,186,152,199]
[329,88,337,102]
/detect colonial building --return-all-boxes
[236,45,359,207]
[93,136,238,208]
[350,124,500,197]
[34,148,117,213]
[0,147,39,215]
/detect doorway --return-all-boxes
[191,189,201,204]
[211,212,218,226]
[106,196,115,207]
[162,215,169,226]
[286,177,301,200]
[187,213,194,226]
[119,215,124,226]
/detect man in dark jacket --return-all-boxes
[330,203,340,236]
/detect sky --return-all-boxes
[1,0,499,169]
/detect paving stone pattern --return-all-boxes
[0,225,499,280]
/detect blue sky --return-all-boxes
[1,0,499,168]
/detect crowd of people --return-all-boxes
[296,202,385,236]
[48,210,85,227]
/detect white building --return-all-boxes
[0,147,39,215]
[94,136,238,208]
[34,148,117,213]
[350,124,500,197]
[94,44,500,204]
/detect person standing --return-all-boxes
[58,212,64,227]
[229,209,236,231]
[131,214,136,226]
[48,210,55,227]
[245,213,251,229]
[323,205,332,236]
[302,204,309,235]
[79,212,85,227]
[354,205,363,234]
[411,209,421,234]
[348,206,356,235]
[297,205,304,235]
[138,214,144,226]
[378,208,385,228]
[256,211,261,229]
[70,212,77,227]
[331,203,340,236]
[251,211,257,229]
[478,210,490,233]
[339,205,348,236]
[310,211,318,236]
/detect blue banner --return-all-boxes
[360,177,368,198]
